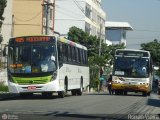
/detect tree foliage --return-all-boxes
[0,0,7,28]
[0,0,7,44]
[141,39,160,66]
[0,34,3,43]
[141,39,160,76]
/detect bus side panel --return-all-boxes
[58,64,89,91]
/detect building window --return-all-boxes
[85,3,91,18]
[85,22,90,34]
[92,8,97,22]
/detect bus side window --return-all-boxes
[63,43,67,62]
[82,50,85,65]
[75,48,79,64]
[58,42,63,65]
[67,45,71,62]
[85,50,88,65]
[79,49,82,64]
[72,46,76,63]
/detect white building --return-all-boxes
[105,21,133,46]
[55,0,106,40]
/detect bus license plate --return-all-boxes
[28,86,36,90]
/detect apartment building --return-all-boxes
[1,0,105,42]
[105,21,133,46]
[55,0,106,40]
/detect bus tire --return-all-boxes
[42,92,53,98]
[77,80,83,96]
[58,78,68,98]
[58,91,65,98]
[142,92,147,97]
[147,92,150,96]
[115,90,118,95]
[71,90,77,96]
[124,91,127,95]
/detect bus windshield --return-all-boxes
[8,44,57,74]
[114,57,149,78]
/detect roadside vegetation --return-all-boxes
[0,81,8,92]
[141,39,160,76]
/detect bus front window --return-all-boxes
[114,57,149,78]
[8,44,57,73]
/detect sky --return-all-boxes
[101,0,160,49]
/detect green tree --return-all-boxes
[0,0,7,28]
[141,39,160,66]
[0,0,7,43]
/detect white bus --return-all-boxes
[5,35,89,98]
[112,49,153,96]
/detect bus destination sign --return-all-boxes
[116,50,149,57]
[10,36,55,44]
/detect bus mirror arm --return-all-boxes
[59,60,63,67]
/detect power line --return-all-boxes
[56,5,83,19]
[73,0,85,15]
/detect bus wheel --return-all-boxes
[124,91,127,95]
[71,90,77,96]
[42,92,53,98]
[115,90,118,95]
[147,92,150,96]
[77,81,83,96]
[58,91,65,98]
[58,80,68,98]
[142,92,147,97]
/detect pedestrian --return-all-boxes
[99,75,104,92]
[107,74,113,95]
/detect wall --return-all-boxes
[13,0,42,37]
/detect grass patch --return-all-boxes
[0,81,8,92]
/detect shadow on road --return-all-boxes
[147,98,160,107]
[0,94,73,101]
[87,92,144,97]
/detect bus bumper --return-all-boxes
[8,81,59,93]
[112,83,150,92]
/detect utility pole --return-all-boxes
[45,0,49,35]
[53,0,55,32]
[42,0,55,35]
[99,23,102,56]
[11,14,14,37]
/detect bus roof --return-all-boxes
[115,49,149,53]
[9,35,87,50]
[59,37,87,50]
[115,49,150,57]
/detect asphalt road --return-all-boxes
[0,92,160,120]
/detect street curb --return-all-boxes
[0,93,19,100]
